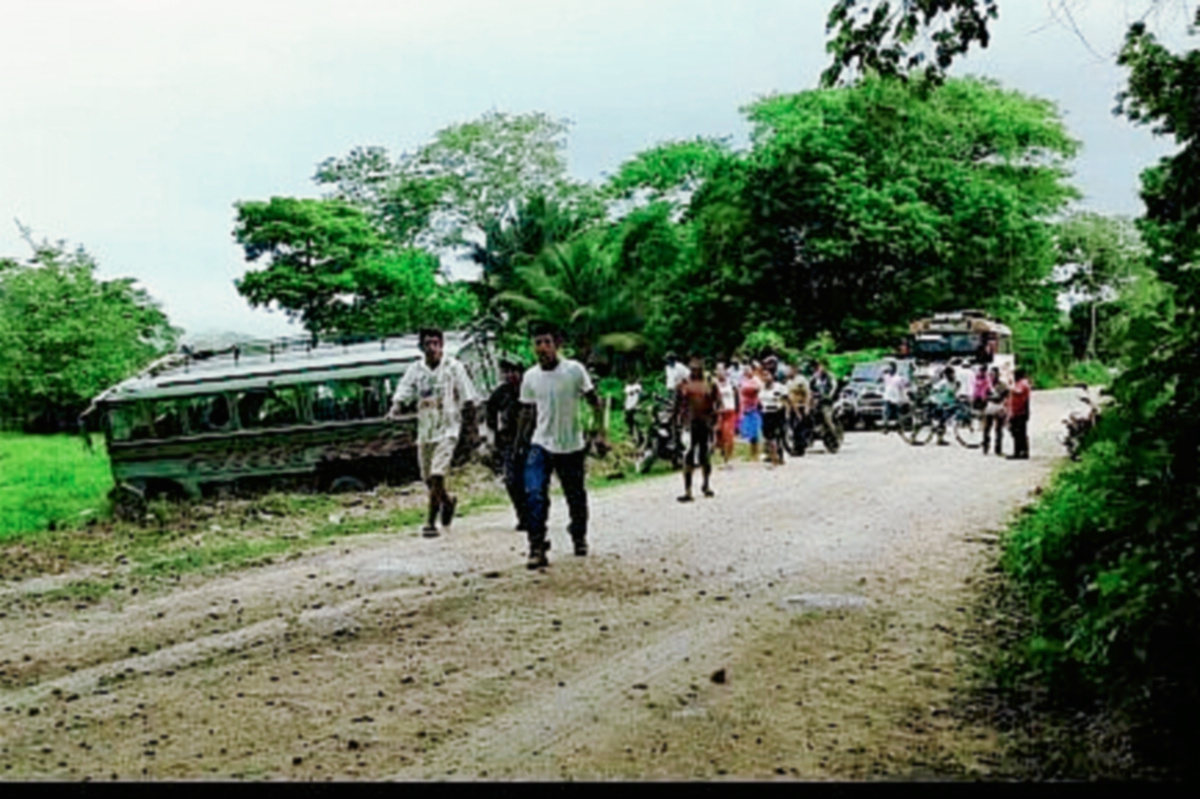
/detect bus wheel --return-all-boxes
[112,482,147,522]
[329,475,369,494]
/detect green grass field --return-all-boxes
[0,432,113,542]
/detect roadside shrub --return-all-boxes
[1067,360,1114,388]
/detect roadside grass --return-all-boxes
[0,429,689,592]
[0,432,112,542]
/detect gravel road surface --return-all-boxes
[0,389,1079,780]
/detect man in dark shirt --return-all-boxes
[486,359,528,530]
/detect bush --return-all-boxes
[1067,360,1115,388]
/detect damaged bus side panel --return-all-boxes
[86,333,497,516]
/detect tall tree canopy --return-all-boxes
[233,197,386,339]
[315,111,600,250]
[233,196,477,340]
[678,75,1078,354]
[823,0,999,87]
[0,237,178,431]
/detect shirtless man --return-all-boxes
[674,356,721,502]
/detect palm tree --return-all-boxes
[495,236,644,365]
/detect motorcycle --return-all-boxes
[1061,384,1099,461]
[636,396,689,474]
[786,395,843,456]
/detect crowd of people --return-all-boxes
[386,325,1034,571]
[880,360,1032,458]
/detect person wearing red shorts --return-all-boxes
[714,363,739,467]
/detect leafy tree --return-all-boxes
[1053,212,1149,360]
[687,75,1078,358]
[604,137,732,206]
[316,111,600,250]
[345,249,479,336]
[823,0,999,87]
[0,236,178,431]
[233,197,386,339]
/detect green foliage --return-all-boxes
[233,198,477,339]
[993,11,1200,766]
[233,197,386,338]
[1066,360,1114,388]
[316,111,600,250]
[0,238,178,429]
[687,75,1077,355]
[1054,212,1149,361]
[495,235,645,365]
[345,249,479,335]
[823,0,999,87]
[0,433,112,540]
[468,192,597,303]
[604,137,731,203]
[826,348,892,380]
[739,326,793,361]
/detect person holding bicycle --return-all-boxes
[930,366,960,446]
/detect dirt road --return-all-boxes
[0,390,1078,780]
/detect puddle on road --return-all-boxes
[778,594,868,612]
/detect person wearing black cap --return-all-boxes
[486,358,529,531]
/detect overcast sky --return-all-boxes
[0,0,1191,341]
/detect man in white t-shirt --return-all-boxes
[387,328,480,538]
[515,322,608,569]
[665,353,689,393]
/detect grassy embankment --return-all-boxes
[0,415,675,596]
[0,432,113,543]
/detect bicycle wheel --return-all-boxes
[953,407,985,448]
[907,408,936,446]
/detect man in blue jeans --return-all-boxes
[515,322,609,570]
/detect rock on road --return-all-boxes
[0,390,1078,780]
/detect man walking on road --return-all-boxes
[1007,368,1032,460]
[674,356,721,501]
[486,358,528,531]
[388,328,481,538]
[516,323,609,570]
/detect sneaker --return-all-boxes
[421,525,440,538]
[573,538,588,557]
[440,496,458,528]
[702,487,715,498]
[677,494,694,503]
[527,544,549,569]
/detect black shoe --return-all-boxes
[440,496,457,528]
[702,487,715,498]
[573,537,588,557]
[421,525,440,538]
[677,494,694,503]
[527,542,549,569]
